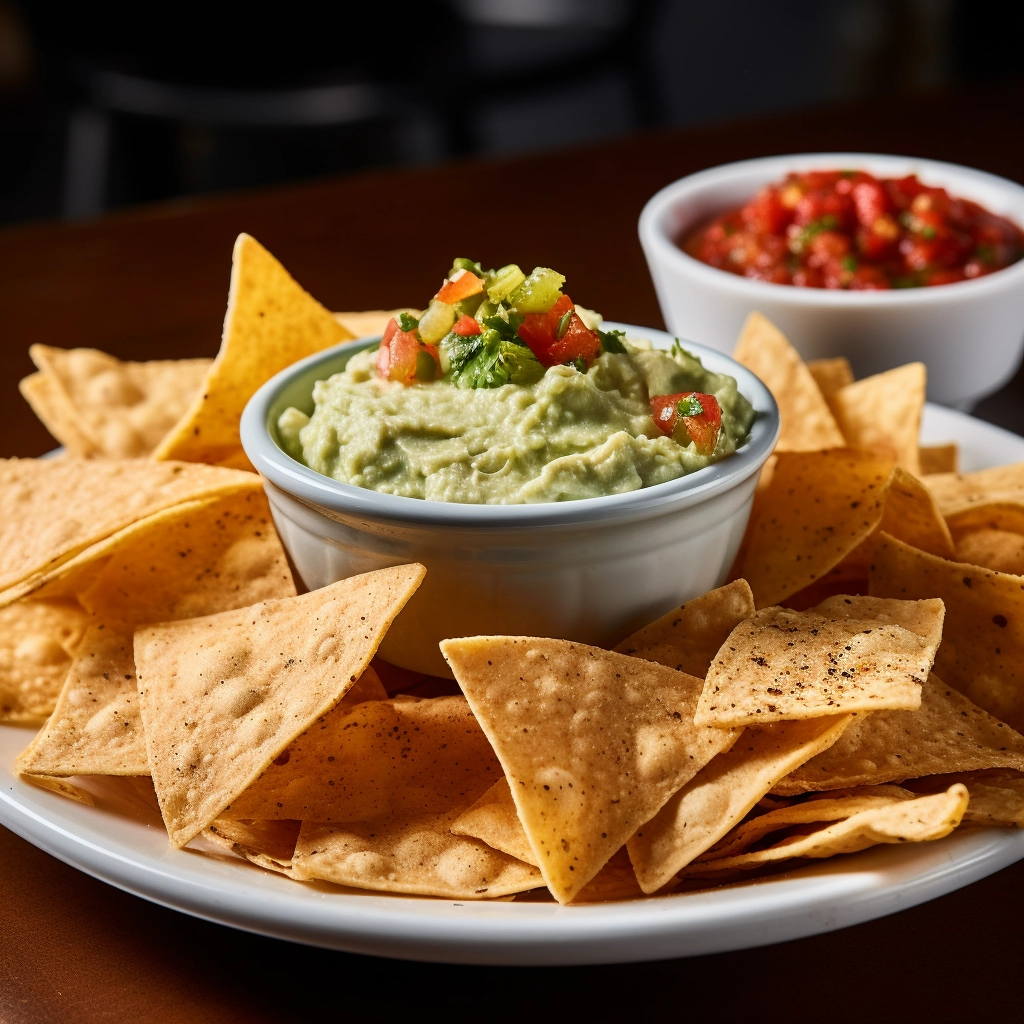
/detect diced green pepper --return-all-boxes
[417,300,456,345]
[509,267,566,314]
[485,264,527,304]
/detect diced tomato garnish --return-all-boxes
[376,318,439,384]
[435,269,484,305]
[650,392,722,457]
[452,314,481,337]
[517,293,600,369]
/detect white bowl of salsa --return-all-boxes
[639,153,1024,409]
[240,325,778,678]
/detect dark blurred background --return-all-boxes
[0,0,1021,227]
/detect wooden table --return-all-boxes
[2,79,1023,1022]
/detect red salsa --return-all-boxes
[682,170,1024,289]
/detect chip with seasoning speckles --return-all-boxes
[695,598,943,728]
[134,563,424,848]
[774,672,1024,795]
[870,530,1024,732]
[440,636,739,904]
[613,578,755,678]
[735,449,895,609]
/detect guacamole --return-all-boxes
[278,336,755,505]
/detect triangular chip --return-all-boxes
[876,467,954,558]
[827,363,926,473]
[440,636,738,903]
[613,579,755,677]
[450,776,538,866]
[627,714,853,892]
[955,529,1024,574]
[135,564,424,847]
[696,598,943,727]
[154,234,353,466]
[19,490,297,778]
[205,818,301,875]
[224,695,496,822]
[291,813,541,899]
[735,449,894,608]
[906,770,1024,827]
[0,598,90,724]
[19,372,96,457]
[919,444,958,475]
[807,356,854,398]
[684,784,968,876]
[774,673,1024,794]
[924,462,1024,517]
[28,345,211,458]
[0,458,258,604]
[732,312,845,451]
[869,532,1024,730]
[698,785,918,861]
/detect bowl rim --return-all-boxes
[239,322,780,529]
[639,151,1024,307]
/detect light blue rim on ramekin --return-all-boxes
[239,322,780,529]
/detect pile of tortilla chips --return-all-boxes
[8,241,1024,905]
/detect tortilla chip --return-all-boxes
[573,847,645,902]
[924,463,1024,517]
[699,786,917,861]
[906,770,1024,827]
[777,672,1024,796]
[869,532,1024,731]
[440,636,738,904]
[696,598,942,727]
[332,309,420,338]
[292,813,542,899]
[0,458,258,605]
[685,784,968,876]
[22,774,96,805]
[732,313,845,452]
[451,777,538,866]
[0,599,90,724]
[920,444,958,475]
[735,449,894,608]
[613,579,755,677]
[827,363,926,474]
[877,467,955,558]
[954,529,1024,575]
[135,564,424,847]
[205,818,302,874]
[628,715,853,892]
[19,372,96,457]
[807,357,854,398]
[28,345,212,458]
[224,695,499,822]
[154,234,353,466]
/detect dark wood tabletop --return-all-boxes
[2,79,1023,1023]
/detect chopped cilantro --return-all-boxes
[975,244,996,264]
[444,329,543,389]
[676,394,704,418]
[481,311,525,340]
[841,255,858,271]
[570,356,588,373]
[920,225,937,240]
[397,312,420,333]
[598,328,627,354]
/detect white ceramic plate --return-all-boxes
[3,404,1024,966]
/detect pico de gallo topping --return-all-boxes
[650,391,722,457]
[375,258,626,389]
[681,170,1024,290]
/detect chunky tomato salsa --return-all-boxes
[682,169,1024,289]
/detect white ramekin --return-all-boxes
[639,153,1024,409]
[240,324,779,677]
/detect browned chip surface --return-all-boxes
[614,579,755,677]
[732,313,845,451]
[0,599,90,724]
[869,531,1024,731]
[807,357,855,398]
[441,636,738,903]
[696,599,942,727]
[135,564,424,847]
[919,444,958,475]
[450,777,538,866]
[155,233,353,466]
[776,673,1024,794]
[876,467,955,558]
[735,449,894,608]
[19,372,97,457]
[925,463,1024,517]
[628,715,853,892]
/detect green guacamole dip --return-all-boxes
[277,337,755,505]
